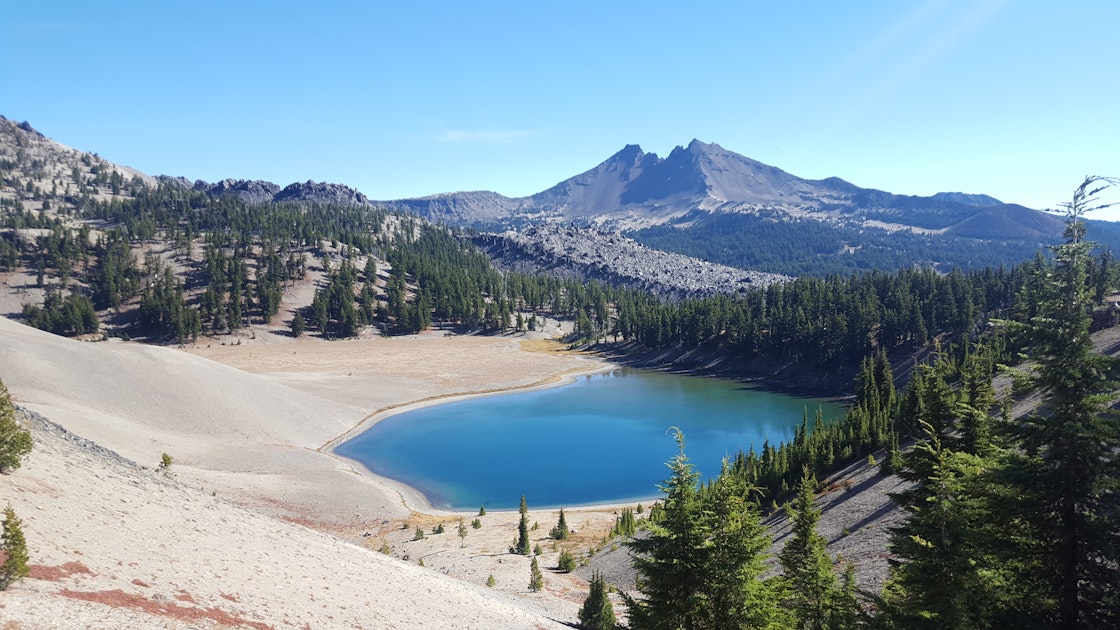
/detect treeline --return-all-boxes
[8,179,1119,391]
[610,265,1030,367]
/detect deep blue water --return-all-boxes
[336,368,844,511]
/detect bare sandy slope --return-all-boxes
[0,411,576,629]
[0,317,627,627]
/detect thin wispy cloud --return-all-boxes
[433,129,536,144]
[819,0,1006,129]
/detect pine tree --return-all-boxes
[612,508,636,537]
[290,310,305,337]
[528,556,544,592]
[832,563,860,630]
[550,508,570,540]
[999,176,1120,629]
[701,470,790,629]
[957,347,996,455]
[625,429,789,629]
[624,428,708,628]
[0,504,29,590]
[516,513,531,555]
[0,379,32,473]
[779,471,839,630]
[881,422,997,629]
[557,548,577,572]
[578,570,617,630]
[457,517,468,548]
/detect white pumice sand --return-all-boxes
[0,317,634,628]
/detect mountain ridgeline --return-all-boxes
[381,139,1118,276]
[27,119,1110,278]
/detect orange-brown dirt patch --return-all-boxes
[58,589,273,629]
[175,590,197,604]
[27,561,94,581]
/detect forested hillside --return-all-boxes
[616,178,1120,630]
[630,210,1093,276]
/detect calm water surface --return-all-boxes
[336,368,844,510]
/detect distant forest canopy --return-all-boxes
[4,181,1120,382]
[630,210,1120,277]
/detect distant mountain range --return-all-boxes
[6,112,1113,277]
[377,139,1066,238]
[113,137,1120,276]
[376,139,1105,275]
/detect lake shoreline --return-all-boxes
[322,362,620,515]
[328,360,846,514]
[589,340,859,401]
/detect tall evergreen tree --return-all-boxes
[881,422,1001,629]
[779,471,839,630]
[700,470,790,629]
[528,556,544,592]
[624,429,710,628]
[579,570,617,630]
[516,512,531,556]
[550,508,570,540]
[1000,176,1120,629]
[625,429,788,629]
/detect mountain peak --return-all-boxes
[613,143,644,157]
[686,138,714,151]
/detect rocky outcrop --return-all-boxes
[473,225,788,300]
[159,176,371,207]
[198,178,281,204]
[274,180,371,206]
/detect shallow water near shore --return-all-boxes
[337,368,845,511]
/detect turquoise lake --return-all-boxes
[335,368,845,511]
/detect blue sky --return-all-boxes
[3,1,1118,216]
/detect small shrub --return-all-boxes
[0,381,33,473]
[471,518,482,529]
[432,522,445,535]
[486,574,496,587]
[478,505,487,516]
[0,504,29,590]
[156,452,174,478]
[557,549,577,573]
[413,526,425,541]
